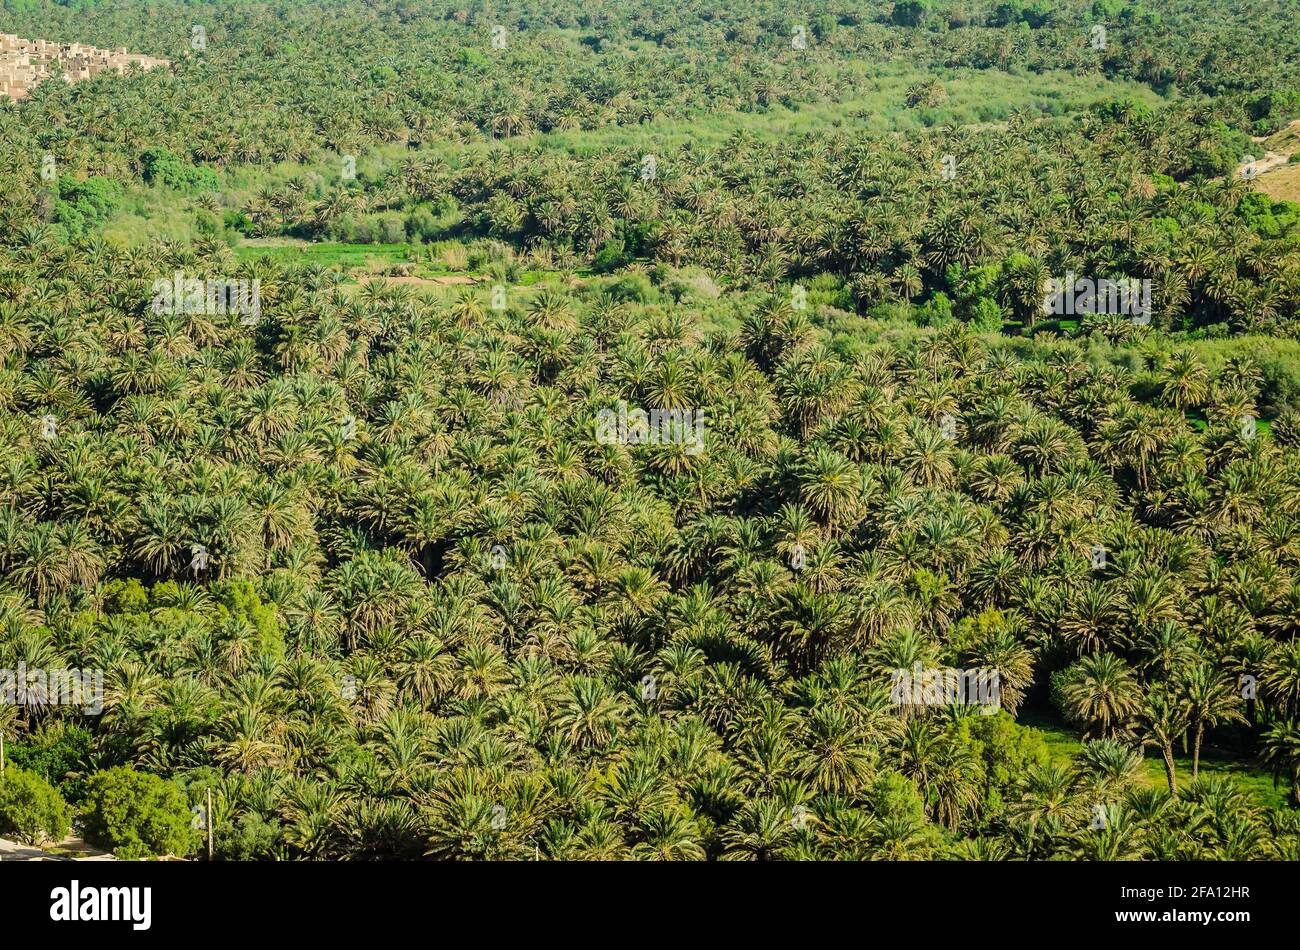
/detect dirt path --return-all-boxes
[0,834,115,861]
[1242,151,1290,179]
[0,836,65,860]
[1244,120,1300,200]
[1246,119,1300,177]
[383,275,484,286]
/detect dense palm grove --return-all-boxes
[2,0,1300,860]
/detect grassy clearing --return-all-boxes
[234,240,412,270]
[102,193,213,245]
[231,239,587,292]
[1017,709,1292,811]
[1249,120,1300,202]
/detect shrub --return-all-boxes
[0,767,71,846]
[140,148,220,193]
[54,175,122,236]
[213,579,285,659]
[603,273,655,303]
[970,297,1006,333]
[375,212,407,245]
[4,722,95,802]
[891,1,930,28]
[592,240,631,274]
[916,291,954,327]
[405,206,442,243]
[215,811,283,861]
[81,767,198,859]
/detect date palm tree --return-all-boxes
[1260,720,1300,807]
[1138,687,1190,797]
[1179,663,1245,780]
[1058,653,1142,740]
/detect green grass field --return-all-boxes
[1018,709,1292,811]
[234,239,413,269]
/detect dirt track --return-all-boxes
[0,835,115,861]
[383,275,484,286]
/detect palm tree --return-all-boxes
[721,800,795,861]
[1058,653,1142,739]
[1260,720,1300,807]
[553,678,626,753]
[1263,638,1300,720]
[1071,804,1145,860]
[1138,687,1190,797]
[962,622,1033,715]
[1155,349,1210,411]
[1007,762,1081,858]
[1179,663,1245,780]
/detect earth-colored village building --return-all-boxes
[0,33,168,100]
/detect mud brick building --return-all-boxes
[0,33,168,100]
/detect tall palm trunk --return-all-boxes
[1192,722,1204,779]
[1160,742,1179,798]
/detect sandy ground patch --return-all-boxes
[0,834,115,861]
[1251,161,1300,203]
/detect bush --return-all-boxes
[916,292,954,327]
[603,273,655,303]
[953,712,1051,809]
[224,209,254,235]
[375,212,407,245]
[405,206,442,243]
[591,240,631,274]
[53,175,122,237]
[105,577,149,614]
[970,296,1006,333]
[891,1,930,27]
[81,767,197,859]
[0,767,71,846]
[213,579,284,659]
[330,213,371,243]
[4,722,95,802]
[140,148,220,193]
[215,811,283,861]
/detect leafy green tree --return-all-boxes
[0,767,71,846]
[891,1,931,27]
[3,722,94,801]
[80,767,198,859]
